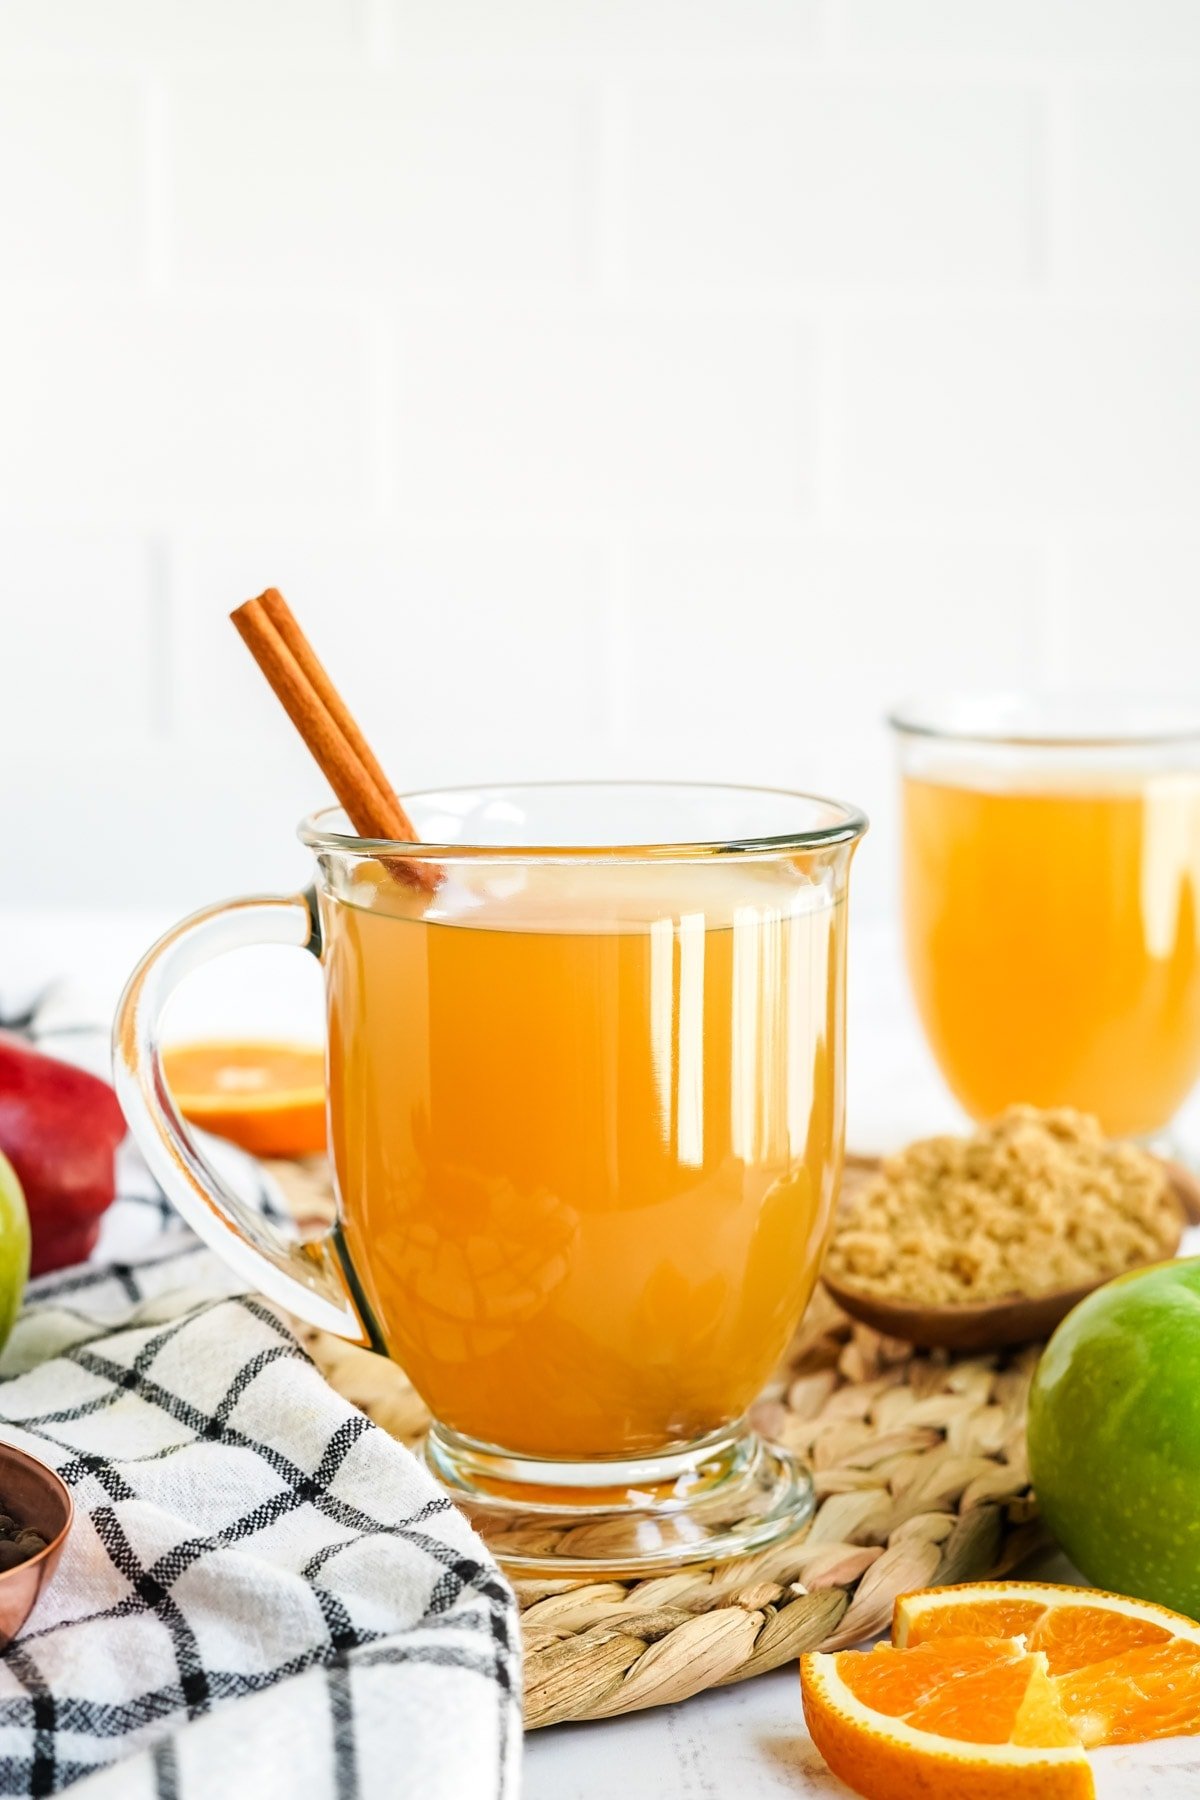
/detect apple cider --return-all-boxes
[902,773,1200,1137]
[321,859,846,1461]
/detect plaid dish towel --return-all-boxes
[0,1144,521,1800]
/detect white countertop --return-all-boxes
[8,907,1200,1796]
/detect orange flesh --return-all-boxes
[1055,1640,1200,1746]
[901,775,1200,1136]
[322,860,845,1459]
[1030,1609,1173,1676]
[899,1605,1173,1670]
[904,1598,1048,1645]
[904,1598,1174,1676]
[837,1639,1040,1745]
[909,1661,1044,1745]
[840,1638,1026,1719]
[892,1588,1200,1750]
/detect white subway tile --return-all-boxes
[0,78,143,284]
[1052,536,1200,690]
[0,1,361,60]
[392,308,816,520]
[169,532,614,778]
[626,78,1039,288]
[171,76,592,290]
[0,533,155,749]
[390,0,819,57]
[1064,84,1200,288]
[0,744,317,910]
[840,311,1200,519]
[0,304,371,521]
[621,531,1042,761]
[840,0,1200,61]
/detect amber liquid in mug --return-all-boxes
[902,773,1200,1137]
[322,861,845,1461]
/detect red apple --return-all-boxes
[0,1033,126,1275]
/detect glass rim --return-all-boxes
[298,779,868,862]
[888,691,1200,751]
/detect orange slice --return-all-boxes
[801,1637,1091,1800]
[894,1580,1200,1749]
[802,1581,1200,1799]
[161,1039,326,1158]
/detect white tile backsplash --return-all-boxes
[171,76,594,291]
[0,0,1197,911]
[0,534,155,748]
[392,306,817,520]
[389,0,822,59]
[1053,535,1200,690]
[1063,83,1200,288]
[0,1,363,61]
[0,303,372,522]
[840,310,1200,519]
[626,78,1041,289]
[838,0,1200,62]
[0,78,145,285]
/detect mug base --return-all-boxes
[423,1420,815,1577]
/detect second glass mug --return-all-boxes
[893,696,1200,1141]
[114,782,866,1575]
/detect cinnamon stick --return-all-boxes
[256,587,406,826]
[230,593,440,895]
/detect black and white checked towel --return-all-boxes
[0,1141,521,1800]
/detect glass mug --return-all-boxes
[892,697,1200,1140]
[114,783,866,1574]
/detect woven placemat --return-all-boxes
[268,1157,1044,1728]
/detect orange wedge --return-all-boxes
[801,1580,1200,1800]
[802,1637,1090,1800]
[161,1039,326,1158]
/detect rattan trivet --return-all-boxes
[268,1158,1044,1728]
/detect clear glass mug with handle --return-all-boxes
[114,781,866,1575]
[892,695,1200,1141]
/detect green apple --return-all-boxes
[0,1150,29,1353]
[1027,1256,1200,1618]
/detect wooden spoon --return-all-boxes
[822,1155,1200,1354]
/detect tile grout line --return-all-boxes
[1038,533,1074,687]
[605,533,632,755]
[142,68,171,296]
[812,312,844,529]
[1042,74,1074,296]
[146,534,174,739]
[592,77,631,304]
[361,0,396,69]
[366,305,400,523]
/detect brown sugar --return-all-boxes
[825,1107,1182,1307]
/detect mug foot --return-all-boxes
[422,1420,815,1577]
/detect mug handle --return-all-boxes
[112,891,365,1341]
